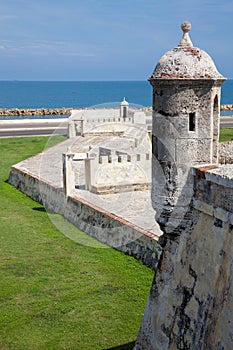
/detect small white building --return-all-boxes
[63,99,151,196]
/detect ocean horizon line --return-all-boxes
[0,80,232,109]
[0,79,150,83]
[1,79,232,82]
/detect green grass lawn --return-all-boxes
[0,136,154,350]
[219,128,233,142]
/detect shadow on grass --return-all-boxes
[33,207,47,212]
[104,341,135,350]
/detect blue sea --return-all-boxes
[0,80,232,113]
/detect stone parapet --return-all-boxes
[194,164,233,213]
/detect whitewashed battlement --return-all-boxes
[98,153,151,164]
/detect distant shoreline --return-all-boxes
[0,106,151,117]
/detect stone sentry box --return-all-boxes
[149,21,226,234]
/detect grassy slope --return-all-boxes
[0,136,153,350]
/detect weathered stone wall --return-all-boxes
[8,165,162,271]
[134,166,233,349]
[219,141,233,164]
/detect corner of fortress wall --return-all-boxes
[134,163,233,350]
[219,141,233,164]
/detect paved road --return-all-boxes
[0,116,232,137]
[0,119,68,137]
[220,116,233,128]
[0,128,67,137]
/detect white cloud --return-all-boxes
[0,39,97,58]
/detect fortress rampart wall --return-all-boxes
[8,164,162,271]
[134,165,233,349]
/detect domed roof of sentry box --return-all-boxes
[149,22,225,80]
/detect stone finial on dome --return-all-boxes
[178,21,193,47]
[121,97,129,106]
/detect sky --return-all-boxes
[0,0,232,81]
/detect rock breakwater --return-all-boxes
[221,104,233,111]
[0,105,232,117]
[0,108,72,117]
